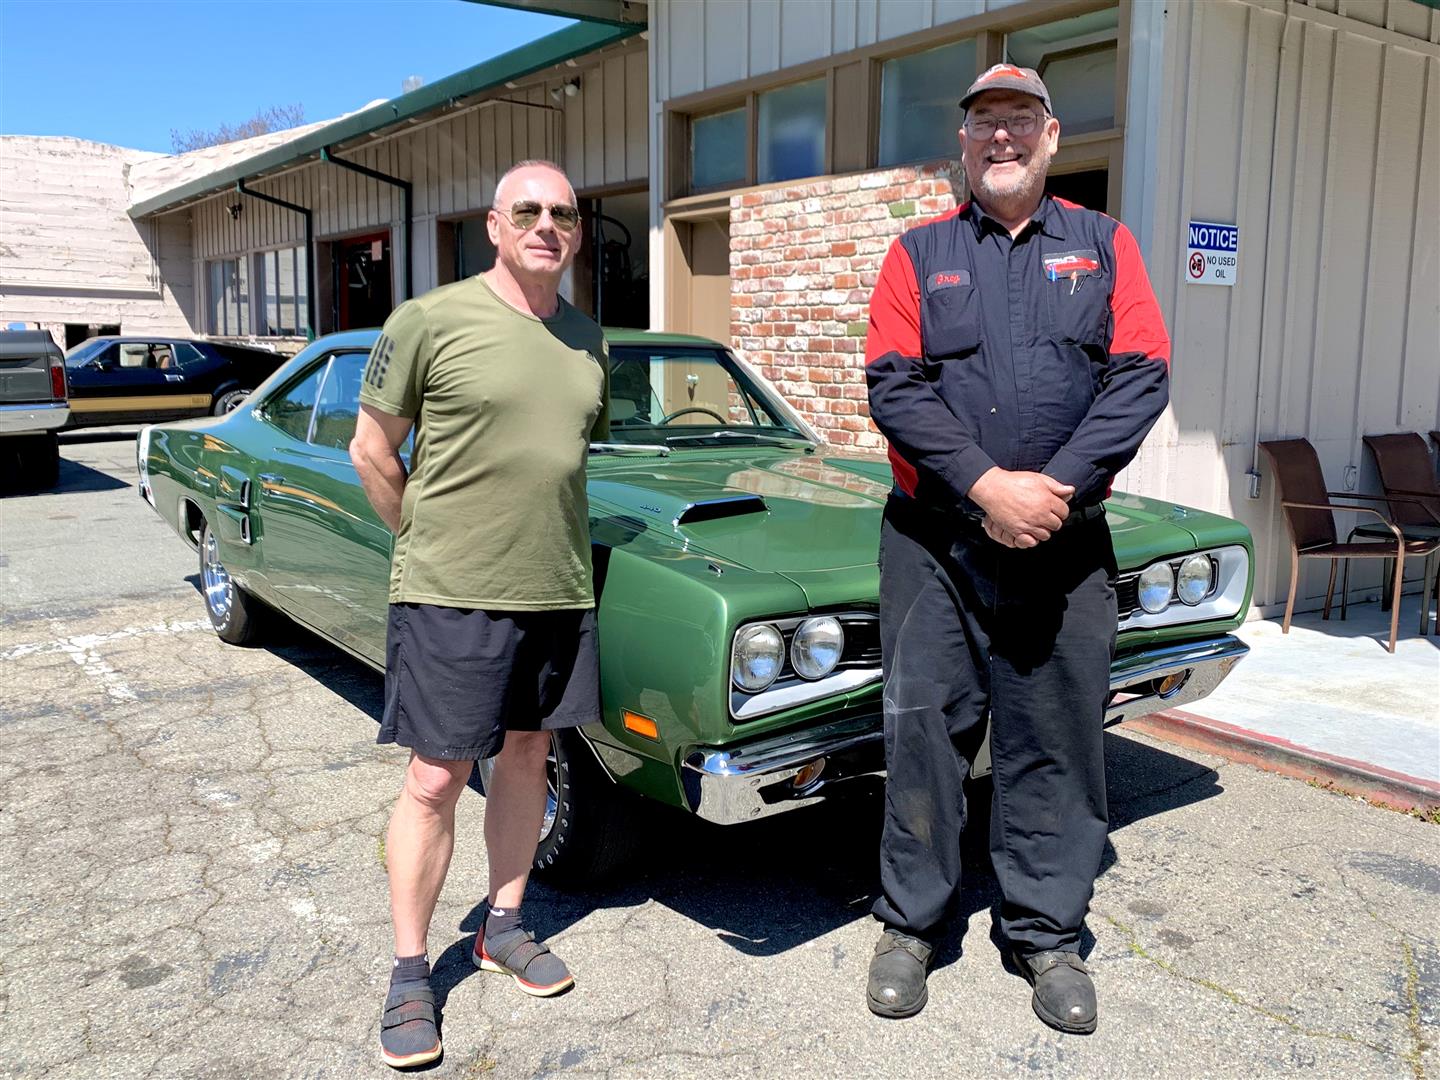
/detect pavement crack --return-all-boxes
[1101,911,1396,1060]
[1400,937,1430,1080]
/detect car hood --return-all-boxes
[587,450,891,577]
[587,449,1250,583]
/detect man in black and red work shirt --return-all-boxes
[862,63,1170,1033]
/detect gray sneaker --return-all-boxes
[866,928,933,1018]
[472,926,575,997]
[378,981,441,1069]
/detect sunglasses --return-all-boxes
[495,200,581,232]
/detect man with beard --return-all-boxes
[862,65,1170,1032]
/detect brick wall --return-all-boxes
[728,162,963,453]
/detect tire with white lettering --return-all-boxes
[199,520,265,645]
[213,388,252,415]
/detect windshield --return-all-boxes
[604,346,811,447]
[64,339,110,367]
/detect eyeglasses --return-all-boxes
[494,200,581,232]
[964,112,1045,139]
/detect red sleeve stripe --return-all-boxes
[1109,222,1171,364]
[864,240,922,364]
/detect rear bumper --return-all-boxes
[680,634,1249,825]
[0,401,69,435]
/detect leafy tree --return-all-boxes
[170,104,306,153]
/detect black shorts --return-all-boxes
[377,603,600,761]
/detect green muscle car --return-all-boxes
[139,329,1253,880]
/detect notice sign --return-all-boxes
[1185,221,1239,286]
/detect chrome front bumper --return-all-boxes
[681,634,1249,825]
[0,401,69,435]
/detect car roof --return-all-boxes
[0,331,64,361]
[313,327,722,350]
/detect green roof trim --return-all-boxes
[128,20,640,219]
[462,0,646,28]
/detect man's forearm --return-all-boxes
[357,453,407,533]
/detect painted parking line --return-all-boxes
[0,618,211,703]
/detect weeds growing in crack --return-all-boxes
[1101,911,1393,1058]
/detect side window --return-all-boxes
[173,343,209,368]
[263,361,327,442]
[118,343,150,369]
[310,352,367,450]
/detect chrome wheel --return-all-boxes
[201,528,234,627]
[476,736,561,843]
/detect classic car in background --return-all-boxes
[64,336,288,428]
[139,329,1254,881]
[0,329,69,490]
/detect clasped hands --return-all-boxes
[968,467,1075,549]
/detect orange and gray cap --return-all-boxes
[959,64,1052,114]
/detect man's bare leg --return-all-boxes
[483,730,553,909]
[387,752,474,957]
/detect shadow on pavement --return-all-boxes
[1,457,130,497]
[59,428,140,445]
[252,625,1223,1007]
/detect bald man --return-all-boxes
[351,160,609,1069]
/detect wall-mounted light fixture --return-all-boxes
[549,77,581,103]
[227,203,243,220]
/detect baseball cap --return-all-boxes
[959,63,1052,115]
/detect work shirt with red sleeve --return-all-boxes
[865,194,1170,515]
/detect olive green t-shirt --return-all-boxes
[359,275,610,609]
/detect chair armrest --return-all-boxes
[1384,489,1440,525]
[1281,500,1403,541]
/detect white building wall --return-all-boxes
[654,0,1031,101]
[181,38,649,320]
[1127,0,1440,615]
[0,137,195,342]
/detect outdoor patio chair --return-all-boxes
[1359,433,1440,627]
[1259,438,1439,653]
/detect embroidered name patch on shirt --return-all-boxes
[926,269,972,293]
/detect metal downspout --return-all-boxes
[236,179,316,340]
[322,147,413,302]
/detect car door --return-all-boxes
[65,342,174,425]
[165,342,226,417]
[251,349,394,657]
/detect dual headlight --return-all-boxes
[732,616,846,692]
[1138,554,1216,613]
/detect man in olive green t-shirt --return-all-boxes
[350,160,608,1070]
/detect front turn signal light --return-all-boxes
[622,710,659,740]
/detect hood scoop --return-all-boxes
[673,495,768,527]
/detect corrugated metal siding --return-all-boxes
[187,41,648,305]
[654,0,1027,100]
[1126,0,1440,614]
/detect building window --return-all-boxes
[1005,6,1119,136]
[207,257,250,336]
[257,246,309,337]
[757,78,826,184]
[691,106,747,191]
[878,37,978,168]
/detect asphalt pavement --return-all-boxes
[1,433,1436,1079]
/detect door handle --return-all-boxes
[164,374,184,382]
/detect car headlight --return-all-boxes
[1138,562,1175,614]
[732,624,784,692]
[791,616,844,680]
[1176,554,1214,606]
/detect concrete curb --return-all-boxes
[1121,708,1440,814]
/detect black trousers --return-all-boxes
[872,494,1118,954]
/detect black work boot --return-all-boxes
[1013,949,1097,1034]
[866,928,933,1018]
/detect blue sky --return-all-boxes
[0,0,574,153]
